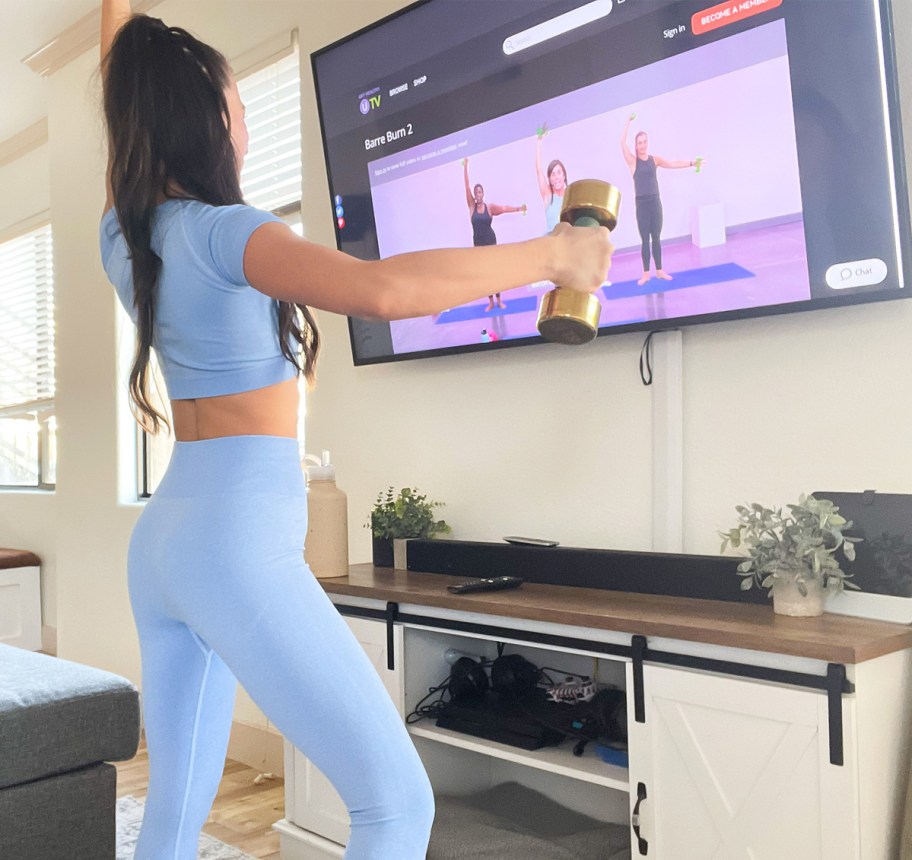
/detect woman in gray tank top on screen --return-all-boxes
[621,114,702,286]
[463,158,526,311]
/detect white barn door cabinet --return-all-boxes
[273,567,912,860]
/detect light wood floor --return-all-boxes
[114,740,283,859]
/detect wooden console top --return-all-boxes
[0,549,40,569]
[320,564,912,664]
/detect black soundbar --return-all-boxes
[403,540,766,605]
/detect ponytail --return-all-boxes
[103,15,319,430]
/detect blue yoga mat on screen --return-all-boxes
[436,296,538,324]
[436,262,754,325]
[602,262,755,300]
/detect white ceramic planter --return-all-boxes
[772,573,827,617]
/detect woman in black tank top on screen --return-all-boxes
[463,158,526,311]
[621,114,702,286]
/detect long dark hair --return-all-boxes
[102,15,318,432]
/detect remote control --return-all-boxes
[447,576,524,594]
[503,536,559,547]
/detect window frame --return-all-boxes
[0,219,56,491]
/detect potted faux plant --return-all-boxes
[368,487,451,567]
[720,494,860,617]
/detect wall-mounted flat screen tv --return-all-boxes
[311,0,910,365]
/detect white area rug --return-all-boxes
[116,795,258,860]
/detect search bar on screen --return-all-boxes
[503,0,613,56]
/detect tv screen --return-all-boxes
[311,0,910,365]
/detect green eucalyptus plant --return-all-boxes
[720,494,861,597]
[368,487,451,541]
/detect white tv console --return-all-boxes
[273,565,912,859]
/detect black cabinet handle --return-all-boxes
[632,635,647,723]
[827,663,846,766]
[385,602,399,670]
[632,781,649,855]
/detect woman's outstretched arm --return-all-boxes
[535,128,551,204]
[243,222,613,321]
[621,115,636,171]
[100,0,132,214]
[463,159,474,209]
[654,155,702,170]
[101,0,132,62]
[488,204,526,217]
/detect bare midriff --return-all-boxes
[171,377,299,441]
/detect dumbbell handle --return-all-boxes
[573,215,601,228]
[537,179,620,345]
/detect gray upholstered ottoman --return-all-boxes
[0,643,141,859]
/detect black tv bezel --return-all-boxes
[311,0,912,368]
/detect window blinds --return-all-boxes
[0,225,54,415]
[239,51,302,213]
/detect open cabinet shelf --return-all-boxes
[408,722,629,789]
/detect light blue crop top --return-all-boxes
[544,193,563,232]
[100,199,297,399]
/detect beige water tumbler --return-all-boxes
[303,450,349,579]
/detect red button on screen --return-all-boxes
[692,0,783,36]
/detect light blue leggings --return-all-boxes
[128,435,434,859]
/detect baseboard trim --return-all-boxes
[273,819,345,859]
[40,625,57,656]
[228,720,285,778]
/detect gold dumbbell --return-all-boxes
[536,179,621,345]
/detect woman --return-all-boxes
[534,123,568,233]
[98,3,612,858]
[621,113,701,286]
[463,157,526,310]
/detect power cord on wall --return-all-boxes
[639,332,656,386]
[639,329,682,385]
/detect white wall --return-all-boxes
[0,143,50,229]
[0,0,910,743]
